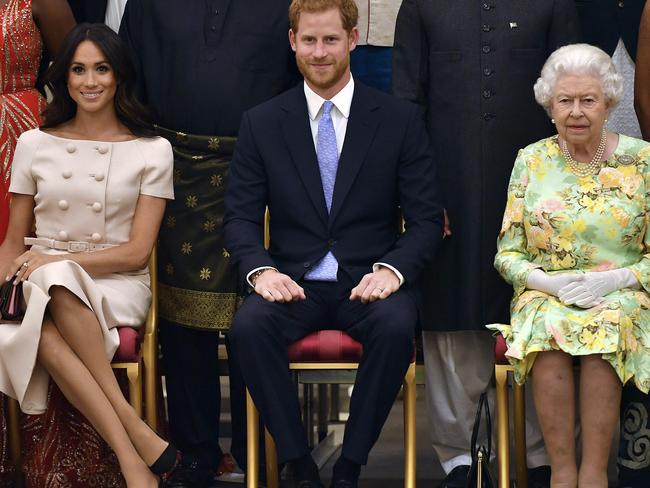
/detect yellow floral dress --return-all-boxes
[488,134,650,393]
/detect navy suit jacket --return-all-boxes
[224,82,443,300]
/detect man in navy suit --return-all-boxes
[224,0,443,486]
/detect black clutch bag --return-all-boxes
[0,280,24,321]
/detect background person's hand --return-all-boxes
[443,209,452,238]
[254,269,306,303]
[526,269,584,297]
[350,267,400,304]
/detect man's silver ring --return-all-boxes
[375,287,384,292]
[21,262,28,268]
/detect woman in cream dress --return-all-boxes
[0,24,177,487]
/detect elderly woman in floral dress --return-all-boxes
[489,43,650,488]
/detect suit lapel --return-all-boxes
[329,86,381,228]
[281,87,329,226]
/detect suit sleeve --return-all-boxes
[224,112,276,283]
[118,0,147,103]
[376,105,443,284]
[392,0,428,107]
[548,0,581,53]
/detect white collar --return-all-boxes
[304,75,355,121]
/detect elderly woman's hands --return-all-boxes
[7,250,63,284]
[526,269,584,296]
[558,268,640,308]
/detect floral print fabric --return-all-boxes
[488,134,650,392]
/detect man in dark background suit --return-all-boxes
[393,1,580,486]
[224,0,442,486]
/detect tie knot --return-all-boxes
[322,101,334,117]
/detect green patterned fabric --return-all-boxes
[488,135,650,393]
[155,126,242,330]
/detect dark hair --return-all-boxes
[41,23,156,137]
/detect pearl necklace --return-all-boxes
[560,129,607,177]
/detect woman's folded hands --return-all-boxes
[558,269,640,308]
[527,268,640,308]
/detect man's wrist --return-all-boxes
[250,268,275,287]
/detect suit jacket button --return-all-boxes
[327,239,336,247]
[303,262,310,268]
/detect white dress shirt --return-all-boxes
[247,76,404,287]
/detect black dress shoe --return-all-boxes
[438,465,470,488]
[296,481,324,488]
[329,480,357,488]
[528,465,551,488]
[164,460,215,488]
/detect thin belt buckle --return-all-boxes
[67,241,90,252]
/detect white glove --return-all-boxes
[526,269,584,297]
[558,268,640,308]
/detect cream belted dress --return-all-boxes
[0,129,173,414]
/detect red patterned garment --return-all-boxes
[19,386,125,488]
[0,0,45,243]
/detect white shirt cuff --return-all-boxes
[373,262,405,286]
[246,266,278,287]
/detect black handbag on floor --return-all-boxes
[467,391,495,488]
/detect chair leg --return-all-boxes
[495,365,511,488]
[246,388,259,488]
[7,397,21,478]
[513,381,527,488]
[264,427,279,488]
[126,363,143,418]
[143,344,158,431]
[317,384,328,442]
[403,362,416,488]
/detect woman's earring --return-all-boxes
[551,118,555,124]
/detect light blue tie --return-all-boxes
[305,101,339,281]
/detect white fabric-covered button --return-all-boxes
[66,143,76,153]
[58,200,69,210]
[97,145,109,154]
[62,169,72,179]
[92,202,102,212]
[58,230,68,240]
[91,232,102,242]
[94,172,105,182]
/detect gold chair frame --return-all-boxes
[495,361,527,488]
[245,210,417,488]
[6,248,159,478]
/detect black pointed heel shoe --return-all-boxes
[149,443,181,478]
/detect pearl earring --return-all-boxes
[551,118,555,124]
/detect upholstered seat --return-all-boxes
[287,330,364,363]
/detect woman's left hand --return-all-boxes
[7,251,63,283]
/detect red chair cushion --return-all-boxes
[494,333,510,365]
[113,326,144,362]
[288,330,363,363]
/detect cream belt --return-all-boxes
[24,237,117,253]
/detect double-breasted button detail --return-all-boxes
[482,3,492,11]
[482,24,491,32]
[62,169,72,179]
[92,202,103,212]
[482,45,491,54]
[58,200,69,210]
[94,172,105,182]
[482,89,493,99]
[483,68,493,76]
[58,230,68,240]
[66,143,76,154]
[91,233,102,242]
[96,145,109,155]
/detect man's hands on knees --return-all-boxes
[254,269,306,303]
[350,267,400,304]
